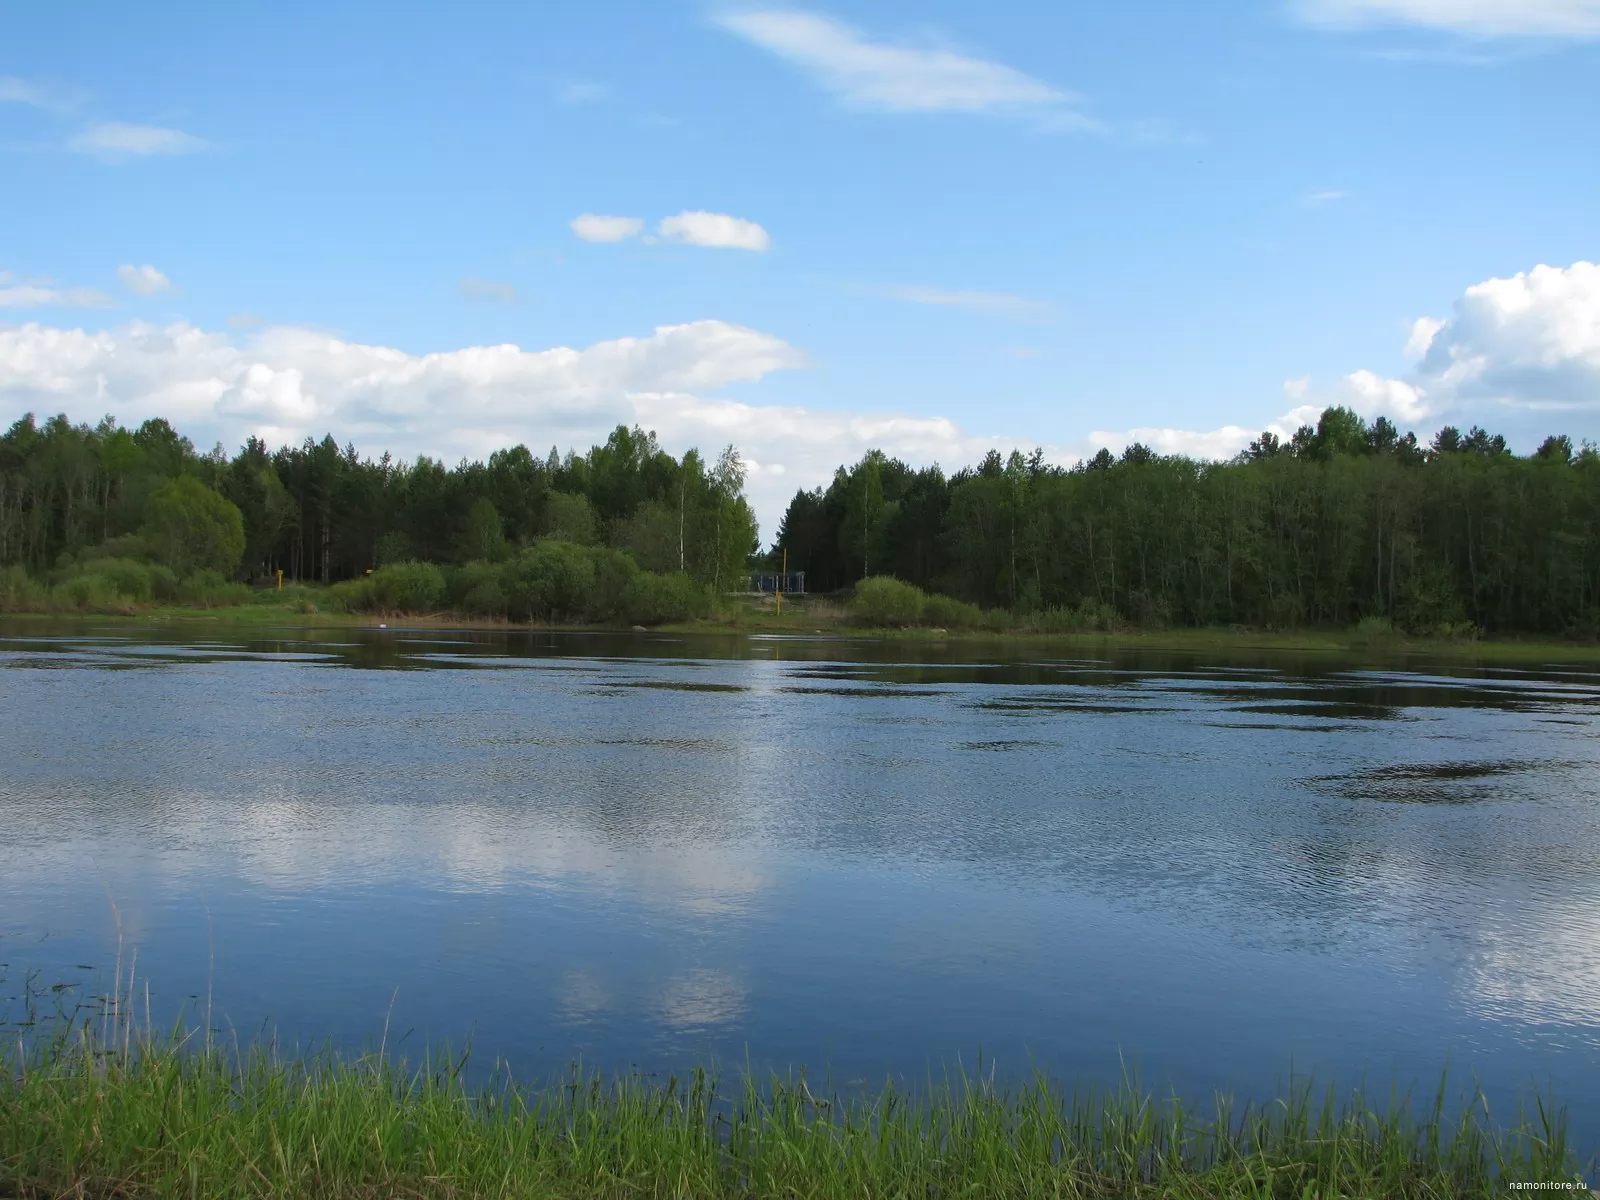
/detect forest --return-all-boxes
[771,411,1600,637]
[0,413,755,623]
[3,405,1599,636]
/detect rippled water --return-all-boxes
[2,622,1597,1143]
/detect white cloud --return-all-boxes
[1405,315,1446,359]
[1305,189,1348,203]
[6,260,1593,540]
[1410,260,1600,407]
[1119,259,1600,463]
[0,282,114,309]
[716,9,1090,123]
[0,317,811,529]
[886,284,1049,320]
[656,210,771,251]
[0,76,47,107]
[459,277,518,304]
[1294,0,1600,36]
[116,264,172,296]
[68,122,209,160]
[570,213,645,243]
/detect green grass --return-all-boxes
[1,977,1590,1199]
[7,588,1600,664]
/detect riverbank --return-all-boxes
[5,593,1600,664]
[1,1029,1587,1199]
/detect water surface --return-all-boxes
[2,621,1596,1148]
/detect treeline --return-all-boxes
[772,410,1600,636]
[0,413,758,614]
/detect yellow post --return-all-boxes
[276,568,283,591]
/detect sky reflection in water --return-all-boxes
[1,623,1597,1143]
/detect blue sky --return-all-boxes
[3,0,1598,532]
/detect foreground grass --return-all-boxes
[1,1027,1590,1199]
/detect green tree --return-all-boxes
[141,476,246,577]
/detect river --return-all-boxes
[1,622,1596,1143]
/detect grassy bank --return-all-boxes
[2,1026,1589,1200]
[6,586,1600,663]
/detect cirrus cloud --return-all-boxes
[716,8,1089,123]
[68,121,210,160]
[1294,0,1600,36]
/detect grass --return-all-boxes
[7,587,1600,664]
[0,969,1591,1199]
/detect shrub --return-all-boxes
[463,581,508,618]
[77,557,154,602]
[1027,600,1117,634]
[149,564,179,601]
[590,548,639,621]
[850,576,926,627]
[1352,615,1397,641]
[446,561,500,608]
[499,541,597,622]
[0,565,48,612]
[177,570,251,608]
[368,561,446,613]
[52,574,134,614]
[623,572,708,625]
[980,607,1013,633]
[921,593,983,631]
[328,578,375,613]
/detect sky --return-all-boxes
[2,0,1598,537]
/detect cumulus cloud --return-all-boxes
[459,277,518,304]
[68,122,210,160]
[1407,261,1600,408]
[569,213,645,243]
[656,210,771,251]
[116,264,172,296]
[1294,0,1600,36]
[716,9,1090,124]
[1114,259,1600,463]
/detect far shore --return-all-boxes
[6,597,1600,663]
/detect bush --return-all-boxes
[850,576,926,627]
[980,607,1013,632]
[590,548,638,621]
[177,570,251,608]
[446,562,500,608]
[921,593,983,631]
[52,574,135,614]
[1027,600,1118,634]
[500,541,597,622]
[77,557,154,602]
[462,581,508,618]
[623,572,709,625]
[0,565,48,612]
[1351,615,1397,642]
[149,564,179,601]
[369,561,446,613]
[328,577,375,613]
